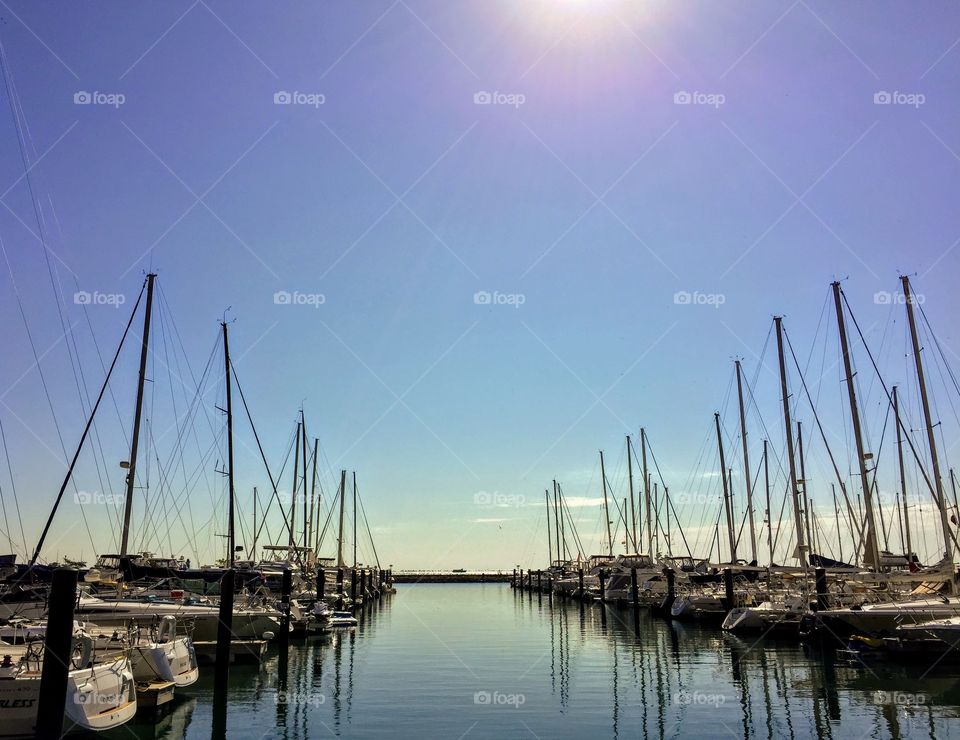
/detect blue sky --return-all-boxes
[0,1,958,569]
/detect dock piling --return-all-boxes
[36,567,78,738]
[630,567,640,635]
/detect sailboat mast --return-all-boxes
[600,450,613,557]
[119,273,156,558]
[336,469,346,568]
[289,421,300,552]
[641,428,652,556]
[545,489,553,566]
[308,438,318,558]
[831,281,880,570]
[735,360,758,563]
[797,421,815,560]
[252,487,258,562]
[714,413,736,563]
[892,386,913,560]
[902,275,954,579]
[352,471,358,569]
[774,316,808,568]
[301,411,308,552]
[222,321,236,567]
[627,436,638,553]
[553,479,563,562]
[764,440,773,566]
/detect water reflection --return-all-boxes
[127,586,960,738]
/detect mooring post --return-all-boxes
[537,570,542,592]
[815,567,828,611]
[548,575,553,601]
[599,568,606,603]
[350,568,358,607]
[723,568,734,611]
[279,568,292,651]
[215,568,236,692]
[512,568,517,588]
[662,567,676,616]
[578,567,584,601]
[337,568,344,609]
[36,568,78,738]
[630,567,640,635]
[317,567,325,600]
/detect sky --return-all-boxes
[0,1,959,570]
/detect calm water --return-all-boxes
[114,583,960,739]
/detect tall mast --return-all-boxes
[831,282,880,570]
[600,450,613,557]
[831,483,842,563]
[735,360,758,563]
[641,428,652,556]
[252,487,258,562]
[774,317,808,568]
[901,275,954,578]
[308,438,318,557]
[222,320,236,567]
[892,386,913,560]
[336,469,346,568]
[352,471,358,568]
[289,421,300,552]
[553,480,562,563]
[545,490,553,566]
[797,421,815,559]
[627,436,638,553]
[301,410,308,552]
[119,273,156,558]
[715,413,737,563]
[764,440,773,565]
[558,483,567,560]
